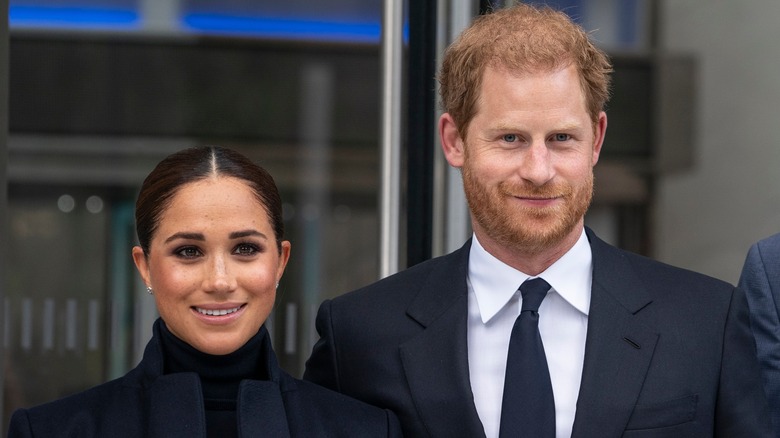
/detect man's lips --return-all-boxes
[514,195,558,200]
[512,194,563,203]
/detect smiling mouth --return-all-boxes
[194,305,244,316]
[517,196,556,200]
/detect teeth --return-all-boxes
[196,306,241,316]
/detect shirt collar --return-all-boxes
[468,229,592,323]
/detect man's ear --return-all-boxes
[591,111,608,166]
[439,113,465,168]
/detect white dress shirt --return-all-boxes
[467,230,592,438]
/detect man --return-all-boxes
[739,232,780,435]
[305,4,771,437]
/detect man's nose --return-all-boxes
[518,140,554,186]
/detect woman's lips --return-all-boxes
[191,303,247,319]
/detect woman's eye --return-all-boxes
[502,134,518,142]
[176,247,202,258]
[234,243,260,256]
[553,133,571,141]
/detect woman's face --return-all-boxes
[132,176,290,355]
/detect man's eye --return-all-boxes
[553,133,571,141]
[234,243,259,256]
[502,134,518,142]
[176,247,201,258]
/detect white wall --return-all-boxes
[656,0,780,284]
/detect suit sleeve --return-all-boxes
[303,299,341,392]
[385,409,403,438]
[738,244,780,435]
[715,285,774,437]
[7,409,34,438]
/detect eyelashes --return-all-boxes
[174,246,202,259]
[233,242,262,256]
[172,242,264,259]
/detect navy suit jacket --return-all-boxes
[305,228,771,437]
[8,320,401,438]
[740,232,780,436]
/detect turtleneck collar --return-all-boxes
[158,320,269,401]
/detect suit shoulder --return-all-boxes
[615,245,734,293]
[291,377,389,412]
[754,232,780,255]
[282,375,398,435]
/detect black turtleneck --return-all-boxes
[159,321,269,438]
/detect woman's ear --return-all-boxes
[276,241,292,283]
[131,246,152,288]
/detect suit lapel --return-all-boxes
[571,230,659,437]
[400,240,486,438]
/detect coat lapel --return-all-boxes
[571,229,659,437]
[238,380,291,438]
[147,373,207,438]
[142,321,292,438]
[400,240,486,438]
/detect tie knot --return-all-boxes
[519,278,550,312]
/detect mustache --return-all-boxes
[499,181,572,198]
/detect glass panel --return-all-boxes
[180,0,382,42]
[9,0,384,43]
[5,184,110,411]
[10,0,140,30]
[4,0,386,426]
[525,0,653,51]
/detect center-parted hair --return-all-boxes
[438,3,613,139]
[135,146,284,254]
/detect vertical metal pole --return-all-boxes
[379,0,403,278]
[0,0,9,428]
[297,62,333,374]
[406,0,437,268]
[433,0,476,256]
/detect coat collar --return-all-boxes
[137,319,293,438]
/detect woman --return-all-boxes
[8,146,401,437]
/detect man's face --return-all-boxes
[446,64,606,255]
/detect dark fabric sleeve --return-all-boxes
[715,285,774,437]
[7,409,34,438]
[739,242,780,436]
[303,299,341,392]
[386,408,403,438]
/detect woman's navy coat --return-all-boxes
[8,320,401,437]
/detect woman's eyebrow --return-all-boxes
[164,232,204,243]
[229,229,266,240]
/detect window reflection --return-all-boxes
[4,0,384,427]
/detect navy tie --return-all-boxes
[499,277,556,438]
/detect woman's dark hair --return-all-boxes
[135,146,284,254]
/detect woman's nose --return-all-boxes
[204,255,236,293]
